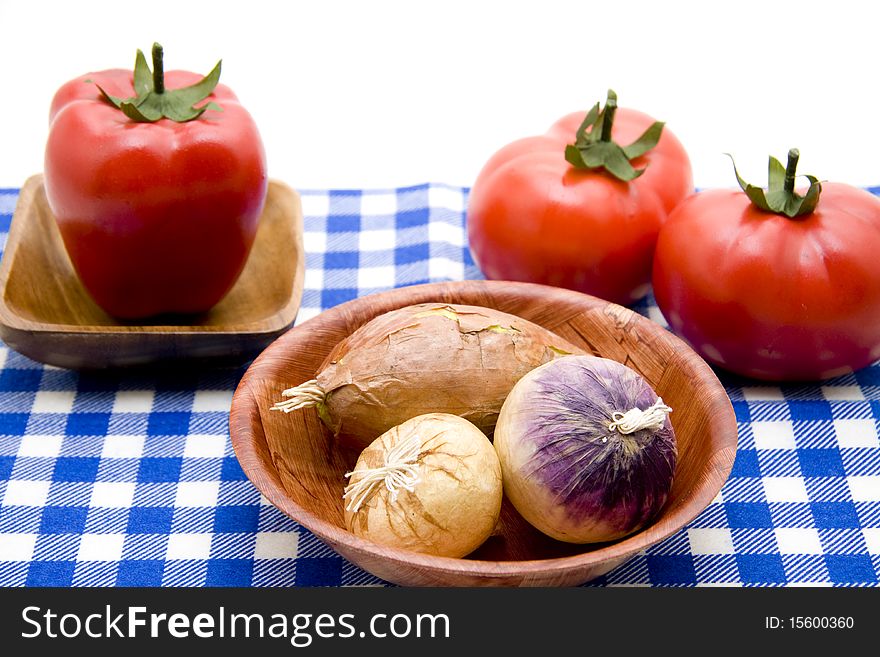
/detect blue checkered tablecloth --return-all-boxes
[1,183,879,587]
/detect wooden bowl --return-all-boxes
[230,280,737,586]
[0,174,305,369]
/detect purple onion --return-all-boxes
[493,355,677,544]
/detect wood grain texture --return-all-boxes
[0,174,305,369]
[229,280,738,587]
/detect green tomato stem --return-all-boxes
[563,89,662,181]
[728,149,821,218]
[600,91,617,142]
[152,42,165,94]
[784,148,799,194]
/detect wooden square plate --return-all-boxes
[0,175,305,369]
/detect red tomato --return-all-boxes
[44,45,267,319]
[652,182,880,381]
[467,95,692,306]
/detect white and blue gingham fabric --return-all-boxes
[1,183,879,587]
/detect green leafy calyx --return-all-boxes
[94,43,223,123]
[564,89,665,182]
[728,149,821,218]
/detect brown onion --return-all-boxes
[271,303,582,449]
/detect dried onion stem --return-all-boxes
[607,398,672,435]
[343,434,422,513]
[270,379,326,413]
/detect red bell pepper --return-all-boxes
[44,43,268,319]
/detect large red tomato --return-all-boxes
[44,43,267,319]
[467,91,693,305]
[653,150,880,381]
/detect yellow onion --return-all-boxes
[343,413,502,558]
[494,355,676,544]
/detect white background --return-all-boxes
[1,0,878,191]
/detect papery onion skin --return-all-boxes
[494,355,677,544]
